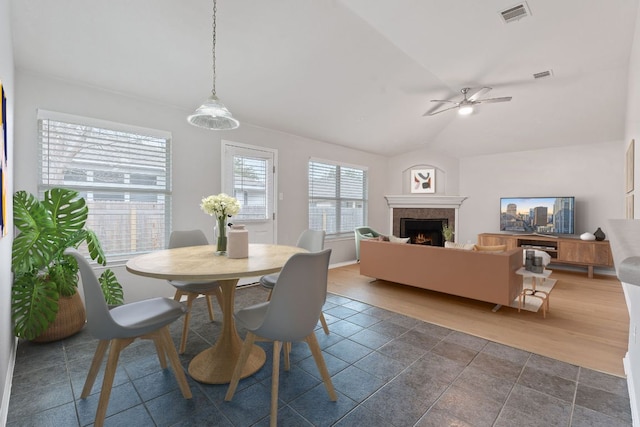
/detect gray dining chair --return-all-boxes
[225,249,336,427]
[259,229,330,334]
[168,229,223,353]
[64,248,191,427]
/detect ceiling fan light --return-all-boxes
[458,105,474,115]
[187,95,239,130]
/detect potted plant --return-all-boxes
[11,187,124,341]
[442,225,455,242]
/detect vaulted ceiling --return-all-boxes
[10,0,639,157]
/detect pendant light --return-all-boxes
[188,0,239,130]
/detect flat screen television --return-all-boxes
[500,196,575,235]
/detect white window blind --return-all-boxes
[38,110,172,261]
[309,159,368,238]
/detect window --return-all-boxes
[232,155,269,220]
[308,159,368,238]
[38,110,171,261]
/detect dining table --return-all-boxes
[125,243,307,384]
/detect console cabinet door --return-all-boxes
[558,241,613,267]
[477,234,517,249]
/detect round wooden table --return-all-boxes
[126,243,307,384]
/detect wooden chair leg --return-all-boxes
[270,341,282,427]
[94,338,128,427]
[173,289,185,302]
[225,332,256,401]
[319,312,330,335]
[305,333,337,401]
[215,287,224,313]
[179,293,198,354]
[158,327,192,399]
[81,340,109,398]
[153,336,167,369]
[205,294,215,321]
[283,341,291,371]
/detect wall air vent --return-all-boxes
[499,2,531,23]
[533,69,553,79]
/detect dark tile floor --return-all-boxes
[7,285,633,426]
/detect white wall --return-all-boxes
[14,71,388,302]
[0,0,15,422]
[623,1,640,423]
[458,143,624,244]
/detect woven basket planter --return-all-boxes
[33,291,86,342]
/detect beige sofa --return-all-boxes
[359,239,523,306]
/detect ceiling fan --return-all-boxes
[424,87,512,116]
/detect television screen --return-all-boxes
[500,197,575,235]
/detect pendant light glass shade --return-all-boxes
[188,94,239,130]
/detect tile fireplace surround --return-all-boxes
[385,195,467,240]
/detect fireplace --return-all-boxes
[385,195,467,244]
[400,218,448,246]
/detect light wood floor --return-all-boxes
[327,263,629,378]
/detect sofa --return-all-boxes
[359,239,523,306]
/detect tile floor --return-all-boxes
[7,285,633,426]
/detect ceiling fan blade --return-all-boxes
[476,96,512,104]
[468,87,492,101]
[430,99,457,104]
[424,105,459,116]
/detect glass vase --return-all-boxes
[215,217,228,255]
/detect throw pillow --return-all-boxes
[389,235,410,243]
[444,241,475,250]
[362,233,374,238]
[473,244,507,252]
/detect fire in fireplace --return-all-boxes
[400,218,448,246]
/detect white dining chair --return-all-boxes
[64,248,191,427]
[168,229,223,353]
[259,229,330,334]
[225,249,336,427]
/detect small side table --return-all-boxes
[516,267,552,318]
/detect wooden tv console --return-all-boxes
[478,233,614,278]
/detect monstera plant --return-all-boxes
[11,187,124,340]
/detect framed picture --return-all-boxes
[0,81,5,237]
[410,168,435,193]
[627,194,634,219]
[626,139,634,194]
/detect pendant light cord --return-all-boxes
[211,0,217,97]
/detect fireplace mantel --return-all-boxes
[384,195,467,209]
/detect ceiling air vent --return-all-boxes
[533,69,553,79]
[499,2,531,23]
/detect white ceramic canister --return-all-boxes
[227,224,249,258]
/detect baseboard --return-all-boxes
[330,260,357,269]
[0,337,17,427]
[624,353,639,427]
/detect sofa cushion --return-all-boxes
[389,235,410,243]
[444,241,475,250]
[473,244,507,252]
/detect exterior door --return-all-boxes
[222,141,277,244]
